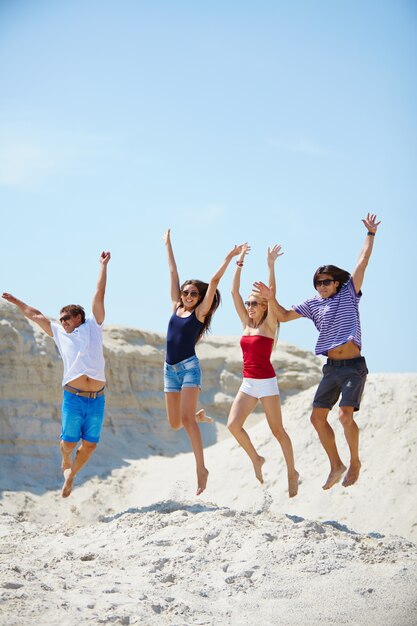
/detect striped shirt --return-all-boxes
[292,278,362,356]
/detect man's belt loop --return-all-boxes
[64,384,105,398]
[326,356,365,367]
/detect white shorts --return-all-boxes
[239,377,280,399]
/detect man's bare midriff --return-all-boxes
[67,375,105,392]
[327,340,361,360]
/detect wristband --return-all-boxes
[367,231,375,236]
[236,261,244,267]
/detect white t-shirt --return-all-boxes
[51,313,106,386]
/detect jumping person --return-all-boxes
[163,229,244,496]
[2,251,111,498]
[254,213,381,490]
[227,243,299,497]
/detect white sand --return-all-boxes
[1,373,417,625]
[1,304,416,624]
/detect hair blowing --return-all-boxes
[180,279,221,342]
[313,265,351,293]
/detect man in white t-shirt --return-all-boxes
[2,251,111,498]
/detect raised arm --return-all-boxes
[351,213,381,294]
[263,244,284,327]
[92,251,111,325]
[1,293,53,336]
[267,244,283,295]
[163,229,181,311]
[197,243,246,320]
[252,281,301,323]
[231,243,251,326]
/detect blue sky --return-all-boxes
[1,0,416,373]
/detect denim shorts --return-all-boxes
[164,355,202,392]
[313,356,368,412]
[61,390,106,443]
[239,377,280,399]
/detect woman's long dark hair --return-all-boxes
[313,265,350,293]
[180,279,221,342]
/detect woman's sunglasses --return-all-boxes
[244,301,260,307]
[181,290,199,298]
[315,279,335,287]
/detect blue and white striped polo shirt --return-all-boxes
[292,278,362,356]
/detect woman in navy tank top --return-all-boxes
[163,229,245,496]
[227,243,299,498]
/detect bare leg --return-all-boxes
[310,408,347,490]
[165,392,183,430]
[178,387,209,496]
[60,439,76,472]
[228,392,265,483]
[61,440,97,498]
[261,395,299,497]
[165,393,213,427]
[339,406,361,487]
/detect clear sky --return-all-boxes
[1,0,416,373]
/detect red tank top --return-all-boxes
[240,335,276,379]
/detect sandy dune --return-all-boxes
[1,302,416,624]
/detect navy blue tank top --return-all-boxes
[166,309,204,365]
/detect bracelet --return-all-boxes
[236,261,244,267]
[367,231,375,237]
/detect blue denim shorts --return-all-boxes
[61,390,106,443]
[313,356,368,412]
[164,355,202,392]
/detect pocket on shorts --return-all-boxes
[183,356,200,371]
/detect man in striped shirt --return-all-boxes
[254,213,380,490]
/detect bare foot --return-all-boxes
[196,467,209,496]
[62,469,74,498]
[195,409,214,424]
[288,470,299,498]
[342,461,361,487]
[322,464,347,490]
[253,456,266,484]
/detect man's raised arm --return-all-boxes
[252,281,301,323]
[1,293,53,336]
[92,251,111,325]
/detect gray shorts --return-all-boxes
[313,356,368,412]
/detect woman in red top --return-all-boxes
[227,243,299,497]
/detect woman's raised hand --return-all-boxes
[228,243,250,259]
[267,244,284,265]
[237,242,251,263]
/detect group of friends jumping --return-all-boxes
[2,213,380,499]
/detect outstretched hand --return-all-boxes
[362,213,381,233]
[163,229,171,245]
[228,243,249,259]
[100,251,111,266]
[253,281,275,300]
[237,242,251,263]
[267,244,284,265]
[2,292,18,304]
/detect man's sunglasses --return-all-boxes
[315,279,335,287]
[59,314,73,323]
